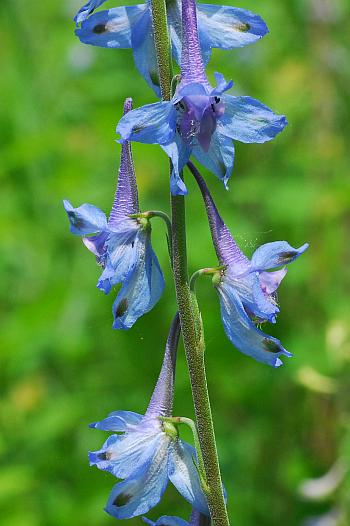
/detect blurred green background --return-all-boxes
[1,0,350,524]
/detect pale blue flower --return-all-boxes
[74,0,268,95]
[89,315,209,518]
[64,99,164,329]
[190,163,309,367]
[116,0,286,194]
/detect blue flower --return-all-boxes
[74,0,268,95]
[116,0,286,195]
[190,163,309,367]
[117,73,286,195]
[143,508,209,526]
[89,315,209,519]
[64,98,164,329]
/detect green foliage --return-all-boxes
[1,0,350,524]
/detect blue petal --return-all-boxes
[74,0,107,25]
[75,5,145,48]
[168,440,209,516]
[89,434,122,473]
[131,8,161,96]
[177,82,209,99]
[225,270,279,324]
[217,282,292,367]
[63,199,107,235]
[219,95,287,143]
[117,102,176,145]
[197,4,268,57]
[90,419,165,479]
[89,410,143,431]
[192,131,235,188]
[211,72,233,96]
[96,221,140,293]
[82,231,108,260]
[259,268,288,295]
[251,241,309,271]
[112,233,165,329]
[143,517,189,526]
[161,137,191,196]
[105,443,169,518]
[108,428,164,479]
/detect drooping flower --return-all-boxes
[143,508,210,526]
[89,314,209,519]
[64,98,164,329]
[74,0,268,95]
[189,162,309,367]
[116,0,286,195]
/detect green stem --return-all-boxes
[161,416,208,491]
[150,0,172,101]
[190,267,226,292]
[171,194,230,526]
[150,1,230,523]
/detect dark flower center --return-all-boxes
[175,96,224,151]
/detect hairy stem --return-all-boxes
[171,195,229,525]
[150,0,172,100]
[150,0,230,523]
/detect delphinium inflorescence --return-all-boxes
[65,0,309,524]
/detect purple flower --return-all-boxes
[89,314,209,518]
[74,0,268,95]
[190,163,309,367]
[116,0,286,195]
[143,508,210,526]
[64,98,164,329]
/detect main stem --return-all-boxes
[150,1,229,524]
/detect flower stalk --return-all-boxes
[150,0,230,523]
[130,210,173,257]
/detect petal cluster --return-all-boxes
[117,73,286,195]
[74,0,268,95]
[64,99,164,329]
[89,315,209,518]
[190,164,308,367]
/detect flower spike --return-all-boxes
[75,0,268,95]
[189,162,309,367]
[64,98,164,329]
[89,314,210,519]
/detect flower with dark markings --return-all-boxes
[190,163,309,367]
[89,314,210,519]
[116,0,286,195]
[64,98,164,330]
[74,0,268,95]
